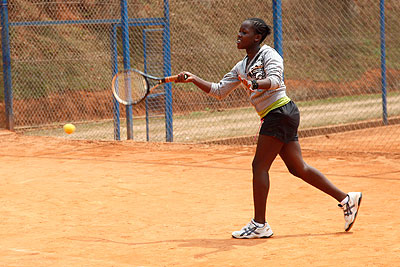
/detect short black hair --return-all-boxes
[245,18,272,43]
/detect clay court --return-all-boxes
[0,125,399,266]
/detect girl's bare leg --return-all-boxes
[252,135,284,224]
[279,141,347,202]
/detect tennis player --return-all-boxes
[175,18,362,238]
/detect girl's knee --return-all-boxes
[288,163,309,178]
[252,158,271,173]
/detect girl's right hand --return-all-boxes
[176,72,194,83]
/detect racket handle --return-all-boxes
[162,74,189,83]
[163,75,178,83]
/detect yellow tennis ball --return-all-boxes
[63,123,76,134]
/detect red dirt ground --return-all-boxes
[0,128,399,266]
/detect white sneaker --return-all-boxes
[338,192,362,231]
[232,219,273,239]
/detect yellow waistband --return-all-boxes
[257,96,291,118]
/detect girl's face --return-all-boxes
[237,20,259,50]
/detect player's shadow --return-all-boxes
[68,231,350,259]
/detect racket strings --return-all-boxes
[114,72,148,104]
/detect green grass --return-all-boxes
[22,92,400,142]
[297,91,400,107]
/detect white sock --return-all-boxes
[340,195,349,205]
[252,219,265,228]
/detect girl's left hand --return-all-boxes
[238,76,255,92]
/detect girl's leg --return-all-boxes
[279,141,347,202]
[252,135,284,224]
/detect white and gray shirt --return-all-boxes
[209,45,288,116]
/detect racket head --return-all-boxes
[112,70,150,105]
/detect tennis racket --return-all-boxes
[111,68,187,105]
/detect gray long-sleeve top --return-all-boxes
[209,45,290,117]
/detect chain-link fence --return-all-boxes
[1,0,399,152]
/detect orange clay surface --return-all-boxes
[0,129,399,267]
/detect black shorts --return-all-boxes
[259,100,300,143]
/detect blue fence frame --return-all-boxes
[119,0,133,140]
[380,0,387,125]
[111,0,173,141]
[162,0,173,142]
[272,0,283,58]
[110,18,172,141]
[1,0,13,130]
[143,28,165,142]
[2,3,173,141]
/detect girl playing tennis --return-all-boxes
[175,18,362,238]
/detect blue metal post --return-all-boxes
[111,25,120,140]
[163,0,173,142]
[143,31,150,141]
[1,0,14,130]
[120,0,133,139]
[380,0,388,125]
[272,0,283,58]
[143,28,167,142]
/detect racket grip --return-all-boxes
[163,75,178,83]
[162,74,188,83]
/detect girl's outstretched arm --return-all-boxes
[176,72,212,94]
